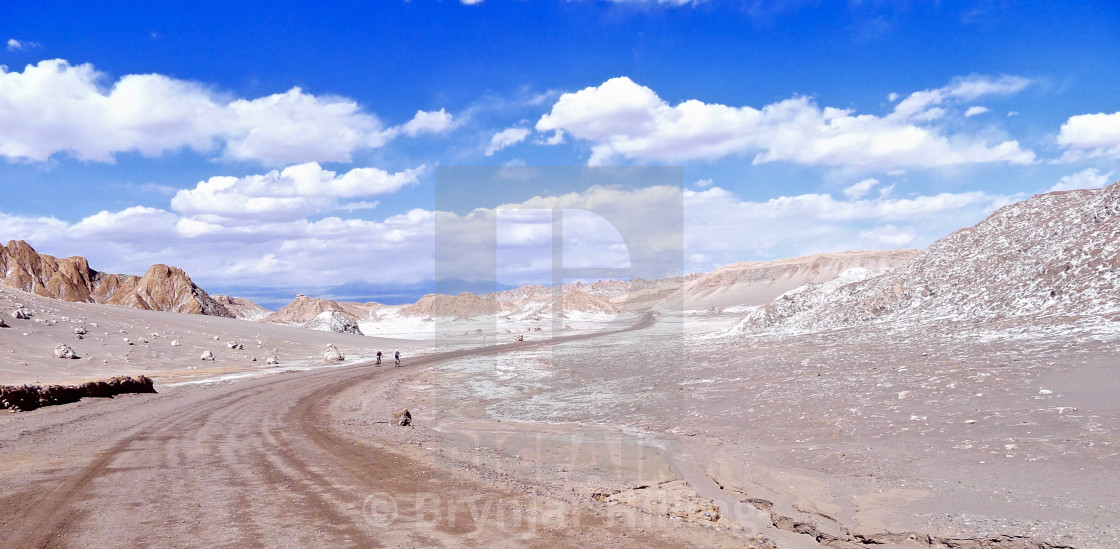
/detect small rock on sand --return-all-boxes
[54,343,78,359]
[324,344,344,363]
[392,409,412,426]
[201,350,215,361]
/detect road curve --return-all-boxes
[0,314,684,548]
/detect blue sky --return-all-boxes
[2,0,1118,307]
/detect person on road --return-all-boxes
[394,350,401,367]
[376,350,382,365]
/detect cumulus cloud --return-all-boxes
[1049,168,1116,192]
[170,162,423,223]
[536,76,1035,169]
[485,127,531,156]
[0,174,1017,292]
[397,109,455,136]
[0,59,454,164]
[964,106,989,117]
[1057,111,1120,161]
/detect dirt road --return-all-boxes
[1,314,731,548]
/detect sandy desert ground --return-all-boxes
[2,277,1115,547]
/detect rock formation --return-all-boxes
[392,408,412,426]
[400,292,503,318]
[304,311,364,335]
[211,295,272,320]
[0,375,156,412]
[0,240,233,317]
[54,343,78,359]
[264,294,377,324]
[323,344,344,362]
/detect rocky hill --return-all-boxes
[211,295,272,321]
[670,250,917,311]
[0,240,232,317]
[264,294,377,324]
[399,292,503,319]
[741,180,1120,334]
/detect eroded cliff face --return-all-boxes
[0,240,233,317]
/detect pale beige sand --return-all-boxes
[0,287,422,386]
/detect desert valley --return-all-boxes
[1,182,1118,548]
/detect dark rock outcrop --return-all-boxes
[0,375,157,412]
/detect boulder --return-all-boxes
[74,326,87,335]
[171,340,181,346]
[266,356,279,365]
[392,409,412,426]
[201,350,215,361]
[11,309,30,320]
[0,317,7,328]
[324,344,344,363]
[54,343,78,359]
[226,342,243,350]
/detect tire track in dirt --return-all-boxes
[1,314,673,549]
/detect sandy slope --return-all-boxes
[0,287,420,386]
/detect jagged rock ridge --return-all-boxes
[0,240,233,317]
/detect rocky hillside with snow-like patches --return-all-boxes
[0,240,233,317]
[740,181,1120,334]
[265,294,378,324]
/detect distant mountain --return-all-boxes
[741,180,1120,334]
[0,240,233,317]
[637,250,917,311]
[264,294,379,324]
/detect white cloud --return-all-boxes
[484,127,531,156]
[397,109,455,136]
[0,59,452,164]
[536,76,1035,169]
[169,162,423,223]
[842,178,880,199]
[888,75,1029,122]
[964,106,989,117]
[461,0,484,4]
[694,178,713,188]
[606,0,698,5]
[1049,168,1116,192]
[0,176,1018,291]
[539,130,566,146]
[336,200,381,212]
[6,39,39,51]
[1057,111,1120,161]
